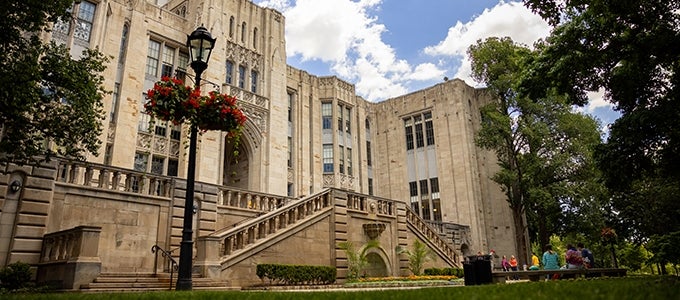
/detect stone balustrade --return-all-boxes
[57,160,173,197]
[37,226,102,289]
[205,190,333,260]
[405,208,460,266]
[218,186,294,212]
[347,193,396,216]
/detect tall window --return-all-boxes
[161,45,175,78]
[225,61,234,84]
[323,144,333,173]
[104,144,113,166]
[146,40,160,77]
[345,107,351,133]
[110,83,120,122]
[404,118,414,150]
[75,1,96,42]
[241,22,247,44]
[409,181,419,212]
[415,116,424,148]
[250,70,258,93]
[138,94,151,132]
[52,1,97,45]
[404,112,434,150]
[366,141,372,166]
[118,24,129,65]
[431,178,442,221]
[425,112,435,145]
[338,146,345,174]
[253,27,258,49]
[147,40,187,80]
[287,137,293,168]
[229,16,235,37]
[368,178,374,196]
[238,65,246,89]
[321,103,332,130]
[346,148,352,176]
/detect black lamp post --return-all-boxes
[176,26,216,291]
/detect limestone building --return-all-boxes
[1,0,518,287]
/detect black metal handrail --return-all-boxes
[151,245,179,290]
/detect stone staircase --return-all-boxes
[79,272,235,292]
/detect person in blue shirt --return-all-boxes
[542,244,560,280]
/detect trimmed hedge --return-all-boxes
[256,264,336,285]
[424,267,464,277]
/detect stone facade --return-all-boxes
[0,0,520,287]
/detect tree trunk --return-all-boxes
[512,206,530,266]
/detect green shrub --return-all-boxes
[424,267,463,277]
[0,261,33,291]
[256,264,336,285]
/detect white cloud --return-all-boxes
[423,1,551,86]
[257,0,444,101]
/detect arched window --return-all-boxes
[241,22,247,44]
[118,23,129,65]
[229,16,234,37]
[253,27,258,49]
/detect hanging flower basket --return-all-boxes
[144,77,246,136]
[193,91,247,135]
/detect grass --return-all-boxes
[2,275,678,300]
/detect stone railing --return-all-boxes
[218,186,295,212]
[405,208,460,267]
[37,226,102,289]
[56,160,173,198]
[196,189,333,276]
[346,193,396,216]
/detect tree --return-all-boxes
[337,240,380,281]
[468,37,603,264]
[521,0,680,251]
[0,1,109,165]
[396,239,435,276]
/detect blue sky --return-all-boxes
[254,0,619,134]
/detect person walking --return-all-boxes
[542,244,560,280]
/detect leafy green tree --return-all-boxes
[0,1,109,165]
[520,1,680,247]
[468,37,603,263]
[396,239,435,276]
[337,240,380,281]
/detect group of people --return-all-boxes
[498,242,595,280]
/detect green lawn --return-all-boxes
[3,276,678,300]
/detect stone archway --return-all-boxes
[223,137,250,189]
[364,251,388,278]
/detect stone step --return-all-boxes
[80,273,230,292]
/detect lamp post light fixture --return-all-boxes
[176,25,216,291]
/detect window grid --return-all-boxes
[75,1,96,42]
[146,40,160,77]
[347,148,352,176]
[250,70,258,93]
[338,146,344,174]
[238,65,246,88]
[404,119,414,150]
[323,144,333,173]
[322,103,332,129]
[226,61,234,84]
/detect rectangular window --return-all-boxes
[323,144,333,173]
[345,106,351,133]
[321,103,332,130]
[154,123,167,137]
[432,199,442,222]
[419,179,429,198]
[111,83,120,122]
[421,199,431,221]
[409,181,418,203]
[366,141,372,166]
[138,94,150,132]
[287,183,294,197]
[368,178,374,196]
[415,116,424,148]
[250,70,258,93]
[338,146,344,174]
[151,156,164,175]
[161,45,175,78]
[74,1,96,42]
[404,118,414,150]
[347,148,352,176]
[337,104,343,133]
[288,92,294,122]
[425,112,435,146]
[238,65,246,88]
[167,159,179,176]
[146,40,161,77]
[287,137,293,168]
[225,61,234,84]
[430,177,440,199]
[170,124,181,141]
[177,52,189,78]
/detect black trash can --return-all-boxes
[463,255,493,285]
